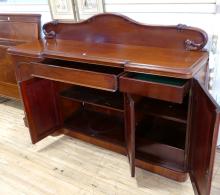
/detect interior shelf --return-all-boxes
[136,149,185,172]
[137,97,188,124]
[60,86,124,112]
[63,108,125,147]
[136,116,186,149]
[135,116,186,170]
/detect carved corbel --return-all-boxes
[184,39,205,51]
[43,20,58,39]
[176,24,187,32]
[176,24,207,51]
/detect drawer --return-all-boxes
[28,59,124,92]
[119,72,190,103]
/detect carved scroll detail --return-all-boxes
[184,39,205,51]
[43,20,58,39]
[43,29,56,39]
[176,24,187,32]
[176,23,207,51]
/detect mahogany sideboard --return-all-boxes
[0,13,41,99]
[8,13,220,195]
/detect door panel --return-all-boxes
[19,78,61,143]
[189,79,220,195]
[124,93,135,177]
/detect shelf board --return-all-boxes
[135,117,186,173]
[137,98,188,124]
[135,150,187,182]
[63,109,126,154]
[136,139,185,171]
[60,86,124,112]
[136,116,186,149]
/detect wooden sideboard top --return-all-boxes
[8,38,208,78]
[8,13,209,79]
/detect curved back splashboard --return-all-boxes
[43,13,208,51]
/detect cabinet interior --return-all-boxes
[57,82,126,154]
[56,81,189,172]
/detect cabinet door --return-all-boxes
[189,79,220,195]
[19,78,61,144]
[124,93,135,177]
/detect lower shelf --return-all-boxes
[61,108,187,181]
[135,156,188,182]
[136,143,185,172]
[63,109,126,154]
[136,116,186,174]
[136,116,186,149]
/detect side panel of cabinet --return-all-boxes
[124,93,135,177]
[19,78,61,143]
[189,79,220,195]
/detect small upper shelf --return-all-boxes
[137,97,188,124]
[60,86,124,112]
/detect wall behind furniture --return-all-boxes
[104,0,217,46]
[0,0,216,45]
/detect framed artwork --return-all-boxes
[75,0,104,20]
[49,0,77,21]
[49,0,104,21]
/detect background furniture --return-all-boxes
[8,13,220,195]
[0,14,41,99]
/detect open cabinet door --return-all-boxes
[124,93,135,177]
[189,79,220,195]
[19,78,61,144]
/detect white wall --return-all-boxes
[105,0,217,48]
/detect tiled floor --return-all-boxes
[0,100,219,195]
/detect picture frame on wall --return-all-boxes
[49,0,104,21]
[48,0,77,21]
[75,0,104,20]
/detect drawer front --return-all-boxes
[119,73,190,103]
[29,62,119,92]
